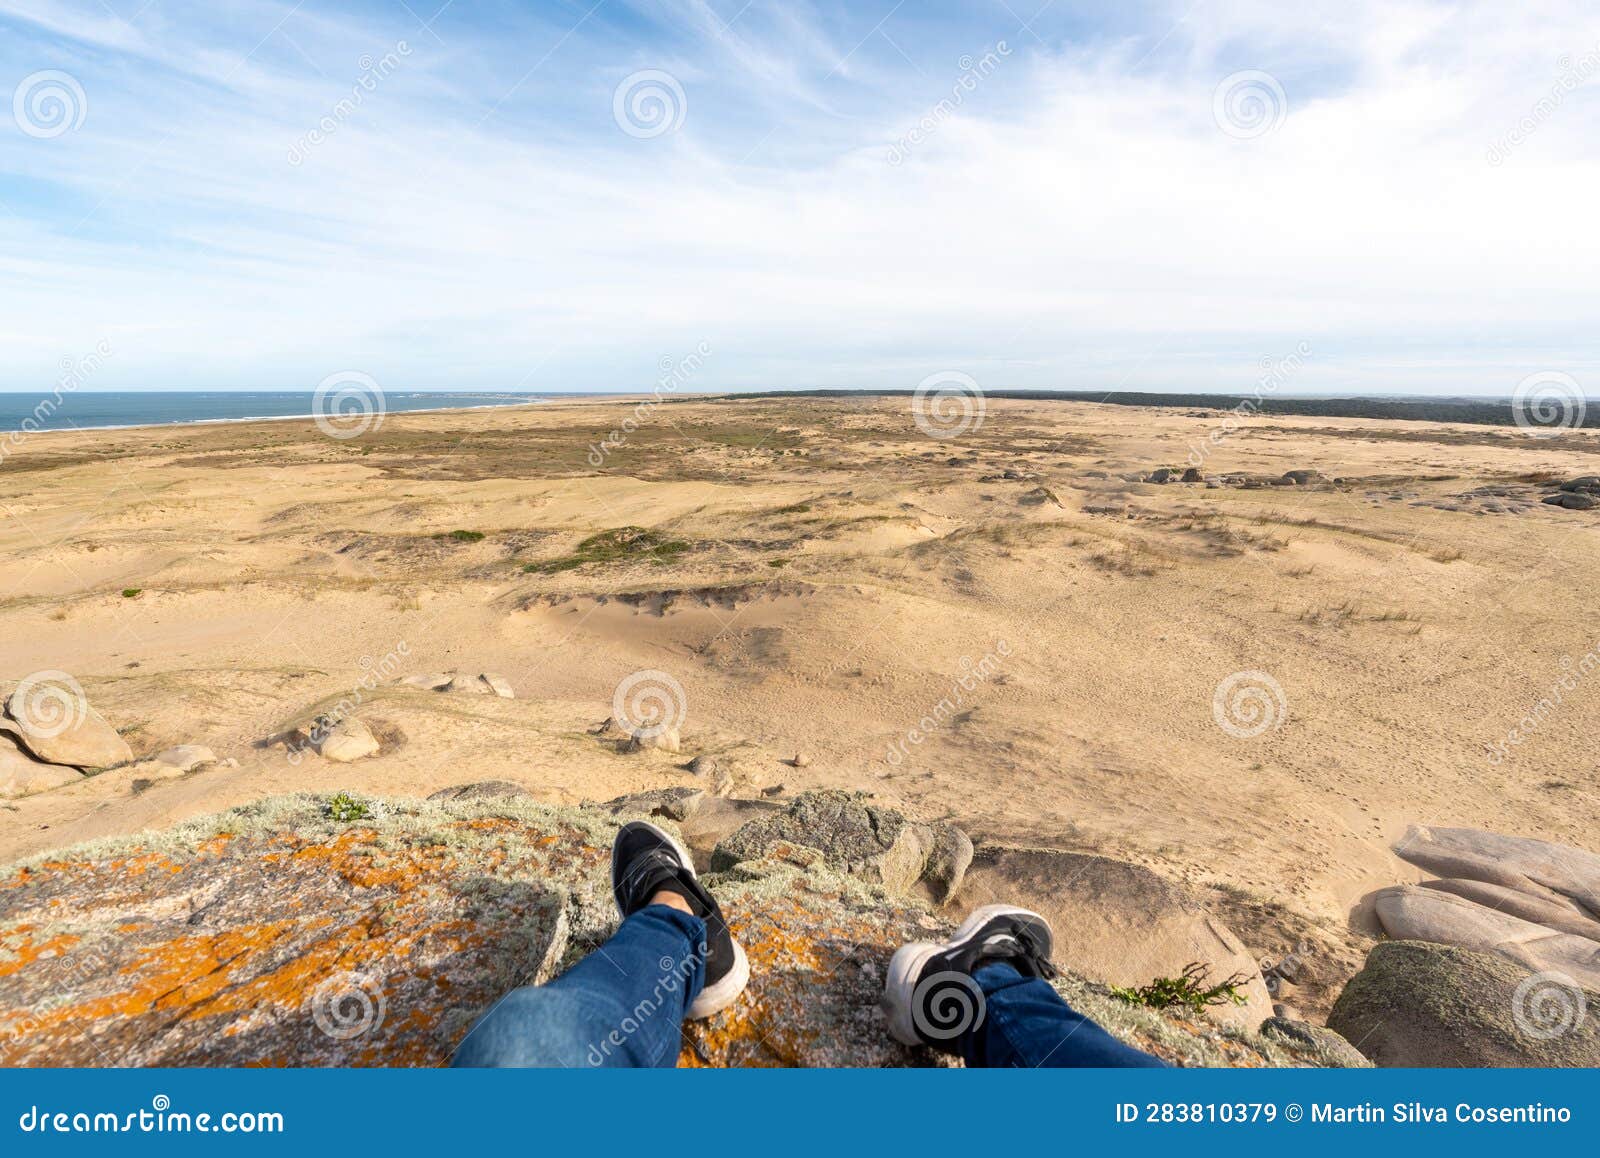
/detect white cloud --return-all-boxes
[0,0,1597,394]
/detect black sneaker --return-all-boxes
[610,821,749,1019]
[884,904,1056,1047]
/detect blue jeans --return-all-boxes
[452,904,1165,1068]
[452,905,707,1068]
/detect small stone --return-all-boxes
[792,753,812,768]
[761,784,785,797]
[710,768,735,797]
[1181,467,1203,482]
[686,754,719,777]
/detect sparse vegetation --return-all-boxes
[522,526,691,574]
[439,529,485,543]
[1109,963,1249,1015]
[121,588,142,599]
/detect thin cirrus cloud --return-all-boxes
[0,0,1596,396]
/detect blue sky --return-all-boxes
[1,0,1598,395]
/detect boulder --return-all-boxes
[2,688,131,771]
[1259,1017,1368,1067]
[625,726,681,754]
[1280,469,1326,486]
[446,673,491,695]
[603,787,707,824]
[1371,885,1600,990]
[686,754,720,777]
[426,781,531,803]
[479,673,515,699]
[1543,492,1600,510]
[948,847,1273,1030]
[0,792,1363,1068]
[1329,940,1600,1066]
[1145,468,1178,484]
[709,791,972,902]
[1558,476,1600,494]
[400,672,455,691]
[0,735,81,799]
[316,717,380,763]
[1392,825,1600,918]
[155,745,217,772]
[1420,878,1600,943]
[1180,467,1203,483]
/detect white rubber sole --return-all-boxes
[884,903,1052,1046]
[612,821,750,1021]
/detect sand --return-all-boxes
[3,394,1598,998]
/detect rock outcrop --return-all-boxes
[2,686,131,771]
[0,792,1356,1068]
[1329,941,1600,1067]
[711,791,972,903]
[0,735,81,799]
[949,846,1273,1029]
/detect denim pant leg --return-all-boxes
[451,905,707,1068]
[960,962,1167,1068]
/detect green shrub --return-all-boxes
[326,792,371,823]
[1109,963,1248,1015]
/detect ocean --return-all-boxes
[0,391,544,434]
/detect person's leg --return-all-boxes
[884,904,1165,1068]
[452,821,750,1068]
[964,960,1166,1068]
[451,902,706,1068]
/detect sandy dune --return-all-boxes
[3,394,1598,1007]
